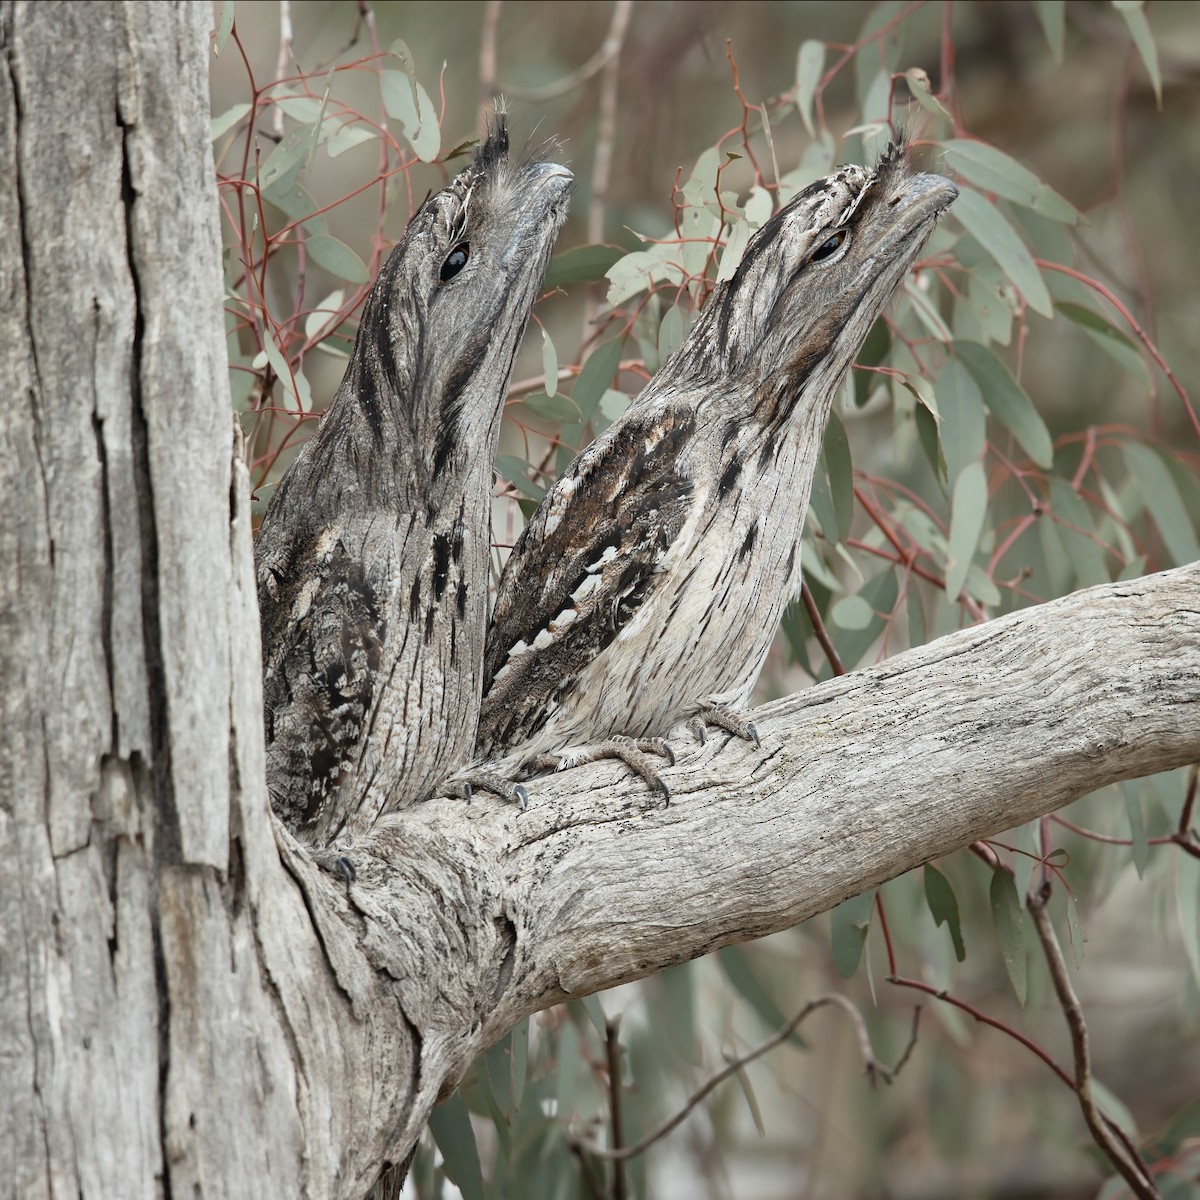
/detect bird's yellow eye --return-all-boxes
[809,230,847,263]
[439,243,470,283]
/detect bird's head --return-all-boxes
[682,140,956,428]
[337,115,573,501]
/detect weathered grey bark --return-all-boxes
[2,4,1198,1199]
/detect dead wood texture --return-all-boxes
[2,5,1198,1198]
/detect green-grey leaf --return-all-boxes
[213,0,235,54]
[831,890,876,978]
[903,67,953,124]
[1034,0,1065,60]
[326,121,376,159]
[831,568,897,670]
[952,187,1053,317]
[1122,441,1200,565]
[304,234,369,284]
[916,395,947,483]
[1056,302,1149,386]
[823,413,854,543]
[210,102,250,142]
[494,456,546,501]
[1090,1077,1141,1137]
[942,139,1081,225]
[572,338,623,422]
[259,130,310,192]
[541,328,558,398]
[1114,0,1162,108]
[1120,781,1150,879]
[795,39,825,136]
[904,275,953,342]
[935,358,986,485]
[514,390,580,425]
[956,340,1053,469]
[1049,478,1109,586]
[545,243,623,289]
[1177,852,1200,991]
[808,456,838,542]
[831,594,874,631]
[717,946,794,1035]
[946,461,987,602]
[990,870,1027,1006]
[381,69,440,162]
[428,1092,485,1200]
[924,864,966,961]
[658,304,685,363]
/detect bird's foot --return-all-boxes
[686,701,760,748]
[313,849,358,887]
[443,771,530,811]
[532,735,676,802]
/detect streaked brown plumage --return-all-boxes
[473,143,956,788]
[255,119,571,845]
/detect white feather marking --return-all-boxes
[584,544,618,573]
[570,573,601,604]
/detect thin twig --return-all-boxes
[801,580,846,677]
[1027,881,1162,1199]
[571,994,910,1162]
[271,0,293,140]
[501,2,632,102]
[605,1018,626,1199]
[1036,259,1197,440]
[583,0,634,338]
[478,0,501,116]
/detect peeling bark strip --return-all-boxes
[3,5,1199,1200]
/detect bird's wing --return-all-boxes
[257,519,390,837]
[478,405,698,757]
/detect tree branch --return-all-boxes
[306,560,1200,1169]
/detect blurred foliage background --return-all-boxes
[211,3,1200,1197]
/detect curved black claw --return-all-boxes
[444,771,529,810]
[693,702,760,748]
[316,853,357,886]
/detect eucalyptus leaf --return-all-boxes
[210,102,250,142]
[936,358,986,485]
[795,39,825,136]
[831,890,876,978]
[956,340,1053,469]
[1122,442,1200,565]
[427,1092,485,1200]
[1114,0,1162,108]
[545,243,623,289]
[924,864,966,961]
[952,187,1053,317]
[304,234,369,284]
[942,139,1081,224]
[1034,0,1065,60]
[946,461,987,601]
[572,338,623,422]
[990,870,1027,1006]
[1056,302,1149,385]
[717,946,794,1035]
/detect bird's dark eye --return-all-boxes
[439,243,470,284]
[809,230,847,263]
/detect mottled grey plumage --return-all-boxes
[255,120,571,846]
[475,144,956,779]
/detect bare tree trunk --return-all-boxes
[2,4,1198,1199]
